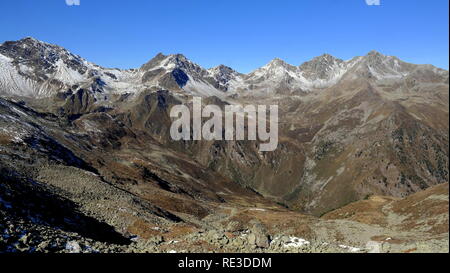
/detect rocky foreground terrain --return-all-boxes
[0,38,448,253]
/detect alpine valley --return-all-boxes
[0,37,448,253]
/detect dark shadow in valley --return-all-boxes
[0,166,131,245]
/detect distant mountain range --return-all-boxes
[0,37,448,253]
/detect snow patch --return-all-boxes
[338,244,362,252]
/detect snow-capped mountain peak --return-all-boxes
[207,64,237,76]
[263,58,297,72]
[0,37,96,97]
[206,65,242,92]
[140,53,212,92]
[247,58,297,81]
[141,53,203,74]
[345,50,417,80]
[0,37,145,98]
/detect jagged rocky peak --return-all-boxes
[363,50,394,66]
[354,50,417,79]
[366,49,383,57]
[266,58,297,70]
[140,52,167,71]
[362,50,412,69]
[299,53,345,80]
[268,57,286,65]
[206,65,241,92]
[141,52,202,73]
[167,53,192,66]
[301,53,343,67]
[140,52,209,87]
[0,37,104,98]
[247,58,298,81]
[208,64,240,80]
[209,64,235,74]
[0,37,89,77]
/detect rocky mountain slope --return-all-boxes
[0,37,448,253]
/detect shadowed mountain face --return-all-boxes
[0,38,448,253]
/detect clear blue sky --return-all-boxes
[1,0,448,72]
